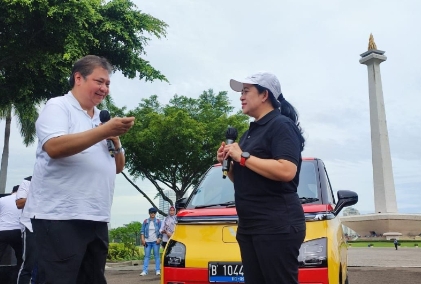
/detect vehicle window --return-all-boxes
[324,167,336,204]
[189,161,320,208]
[190,167,234,207]
[297,162,318,199]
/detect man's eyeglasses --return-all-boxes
[149,212,156,214]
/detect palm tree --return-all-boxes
[0,103,38,194]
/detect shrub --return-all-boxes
[108,222,142,261]
[107,243,142,261]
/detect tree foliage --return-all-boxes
[0,0,168,107]
[109,221,142,244]
[0,0,167,192]
[108,221,142,260]
[121,90,249,205]
[0,103,39,146]
[0,103,38,193]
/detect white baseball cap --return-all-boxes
[230,72,282,99]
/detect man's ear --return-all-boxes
[74,72,83,85]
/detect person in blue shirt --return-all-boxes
[140,207,162,276]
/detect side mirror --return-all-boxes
[333,190,358,216]
[175,197,187,210]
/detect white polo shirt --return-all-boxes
[16,180,32,232]
[22,92,116,222]
[0,194,22,231]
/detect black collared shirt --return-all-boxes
[233,110,305,235]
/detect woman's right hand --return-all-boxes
[217,142,226,163]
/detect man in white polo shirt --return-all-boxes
[22,55,135,284]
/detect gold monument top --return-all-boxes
[360,33,385,59]
[368,33,377,50]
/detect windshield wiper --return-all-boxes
[195,201,236,209]
[299,197,319,204]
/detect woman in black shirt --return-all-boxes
[216,72,306,284]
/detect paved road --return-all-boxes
[105,247,421,284]
[349,267,420,284]
[348,247,421,267]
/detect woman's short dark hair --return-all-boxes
[68,55,113,88]
[255,84,305,151]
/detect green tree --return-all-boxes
[0,0,168,192]
[109,221,142,260]
[0,103,38,193]
[121,90,249,213]
[0,0,168,107]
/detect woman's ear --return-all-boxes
[262,90,269,103]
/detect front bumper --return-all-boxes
[163,267,329,284]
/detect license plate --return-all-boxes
[209,262,244,283]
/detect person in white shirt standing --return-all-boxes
[0,185,23,282]
[159,206,177,249]
[16,176,39,284]
[140,208,162,276]
[21,55,135,284]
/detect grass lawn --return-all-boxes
[348,241,419,248]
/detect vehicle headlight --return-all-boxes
[164,240,186,268]
[298,237,327,268]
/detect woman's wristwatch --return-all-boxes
[240,152,250,166]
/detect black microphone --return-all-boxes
[222,127,238,179]
[99,110,115,157]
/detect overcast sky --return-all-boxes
[1,0,420,228]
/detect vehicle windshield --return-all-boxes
[190,168,235,208]
[189,160,320,208]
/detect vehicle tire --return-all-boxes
[344,275,349,284]
[340,267,349,284]
[339,269,342,284]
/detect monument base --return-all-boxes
[340,213,421,237]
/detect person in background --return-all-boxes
[16,176,40,284]
[160,206,177,249]
[21,55,135,284]
[0,185,23,282]
[394,239,398,250]
[140,207,162,276]
[217,72,306,284]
